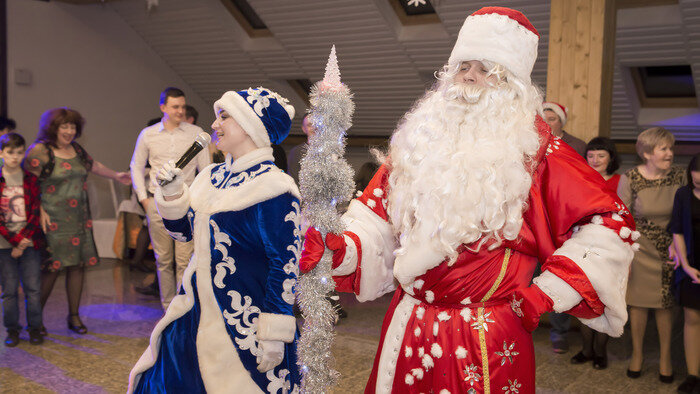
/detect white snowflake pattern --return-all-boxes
[246,87,271,116]
[502,379,521,393]
[222,290,260,357]
[407,0,427,6]
[495,341,520,366]
[266,368,291,393]
[464,364,481,386]
[167,230,189,243]
[281,201,302,304]
[471,311,495,332]
[211,220,236,289]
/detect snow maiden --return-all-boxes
[128,87,301,394]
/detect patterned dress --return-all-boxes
[24,142,98,270]
[619,165,685,309]
[129,148,301,393]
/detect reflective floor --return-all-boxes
[0,259,686,393]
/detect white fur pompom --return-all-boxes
[411,368,424,380]
[421,354,434,370]
[619,227,631,239]
[425,291,435,303]
[631,231,641,241]
[455,346,468,359]
[431,343,443,358]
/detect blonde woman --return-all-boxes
[619,127,685,382]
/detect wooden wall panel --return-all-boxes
[546,0,616,142]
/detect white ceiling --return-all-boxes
[108,0,700,141]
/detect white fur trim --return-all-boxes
[155,186,191,221]
[550,223,634,337]
[375,294,419,393]
[256,313,296,343]
[229,148,273,173]
[393,217,447,285]
[542,102,567,125]
[214,91,271,148]
[342,200,397,302]
[430,343,443,358]
[330,234,358,276]
[129,210,263,394]
[533,270,582,312]
[455,346,468,359]
[188,163,299,217]
[448,12,538,83]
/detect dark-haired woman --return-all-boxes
[668,154,700,393]
[24,107,130,334]
[570,137,621,369]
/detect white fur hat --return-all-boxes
[448,7,539,83]
[543,101,568,125]
[214,87,295,148]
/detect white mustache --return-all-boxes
[443,84,486,104]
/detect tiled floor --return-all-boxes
[0,260,688,393]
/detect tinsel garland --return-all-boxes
[297,45,355,394]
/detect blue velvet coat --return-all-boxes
[128,148,301,394]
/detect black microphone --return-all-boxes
[158,132,211,186]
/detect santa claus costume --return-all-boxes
[301,7,637,394]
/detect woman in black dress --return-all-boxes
[668,153,700,393]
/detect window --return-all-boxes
[631,65,697,107]
[220,0,271,38]
[389,0,439,25]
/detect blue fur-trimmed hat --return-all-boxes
[214,87,295,147]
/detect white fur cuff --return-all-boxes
[330,234,358,276]
[532,270,582,312]
[257,313,296,343]
[155,186,191,220]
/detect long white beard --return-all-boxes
[387,82,542,263]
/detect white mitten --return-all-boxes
[156,160,184,197]
[256,340,285,372]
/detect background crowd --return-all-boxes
[0,90,698,392]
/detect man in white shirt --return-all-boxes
[130,87,210,310]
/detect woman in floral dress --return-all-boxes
[24,107,130,334]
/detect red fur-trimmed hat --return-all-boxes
[448,7,539,83]
[543,101,568,125]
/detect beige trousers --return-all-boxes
[144,198,194,310]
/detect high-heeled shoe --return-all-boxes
[570,351,593,364]
[659,372,674,384]
[67,315,87,334]
[626,368,641,378]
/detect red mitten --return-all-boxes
[512,284,554,332]
[300,227,325,273]
[325,232,347,269]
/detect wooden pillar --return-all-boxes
[546,0,616,142]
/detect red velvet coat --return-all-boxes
[329,118,636,394]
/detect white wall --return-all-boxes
[7,0,213,218]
